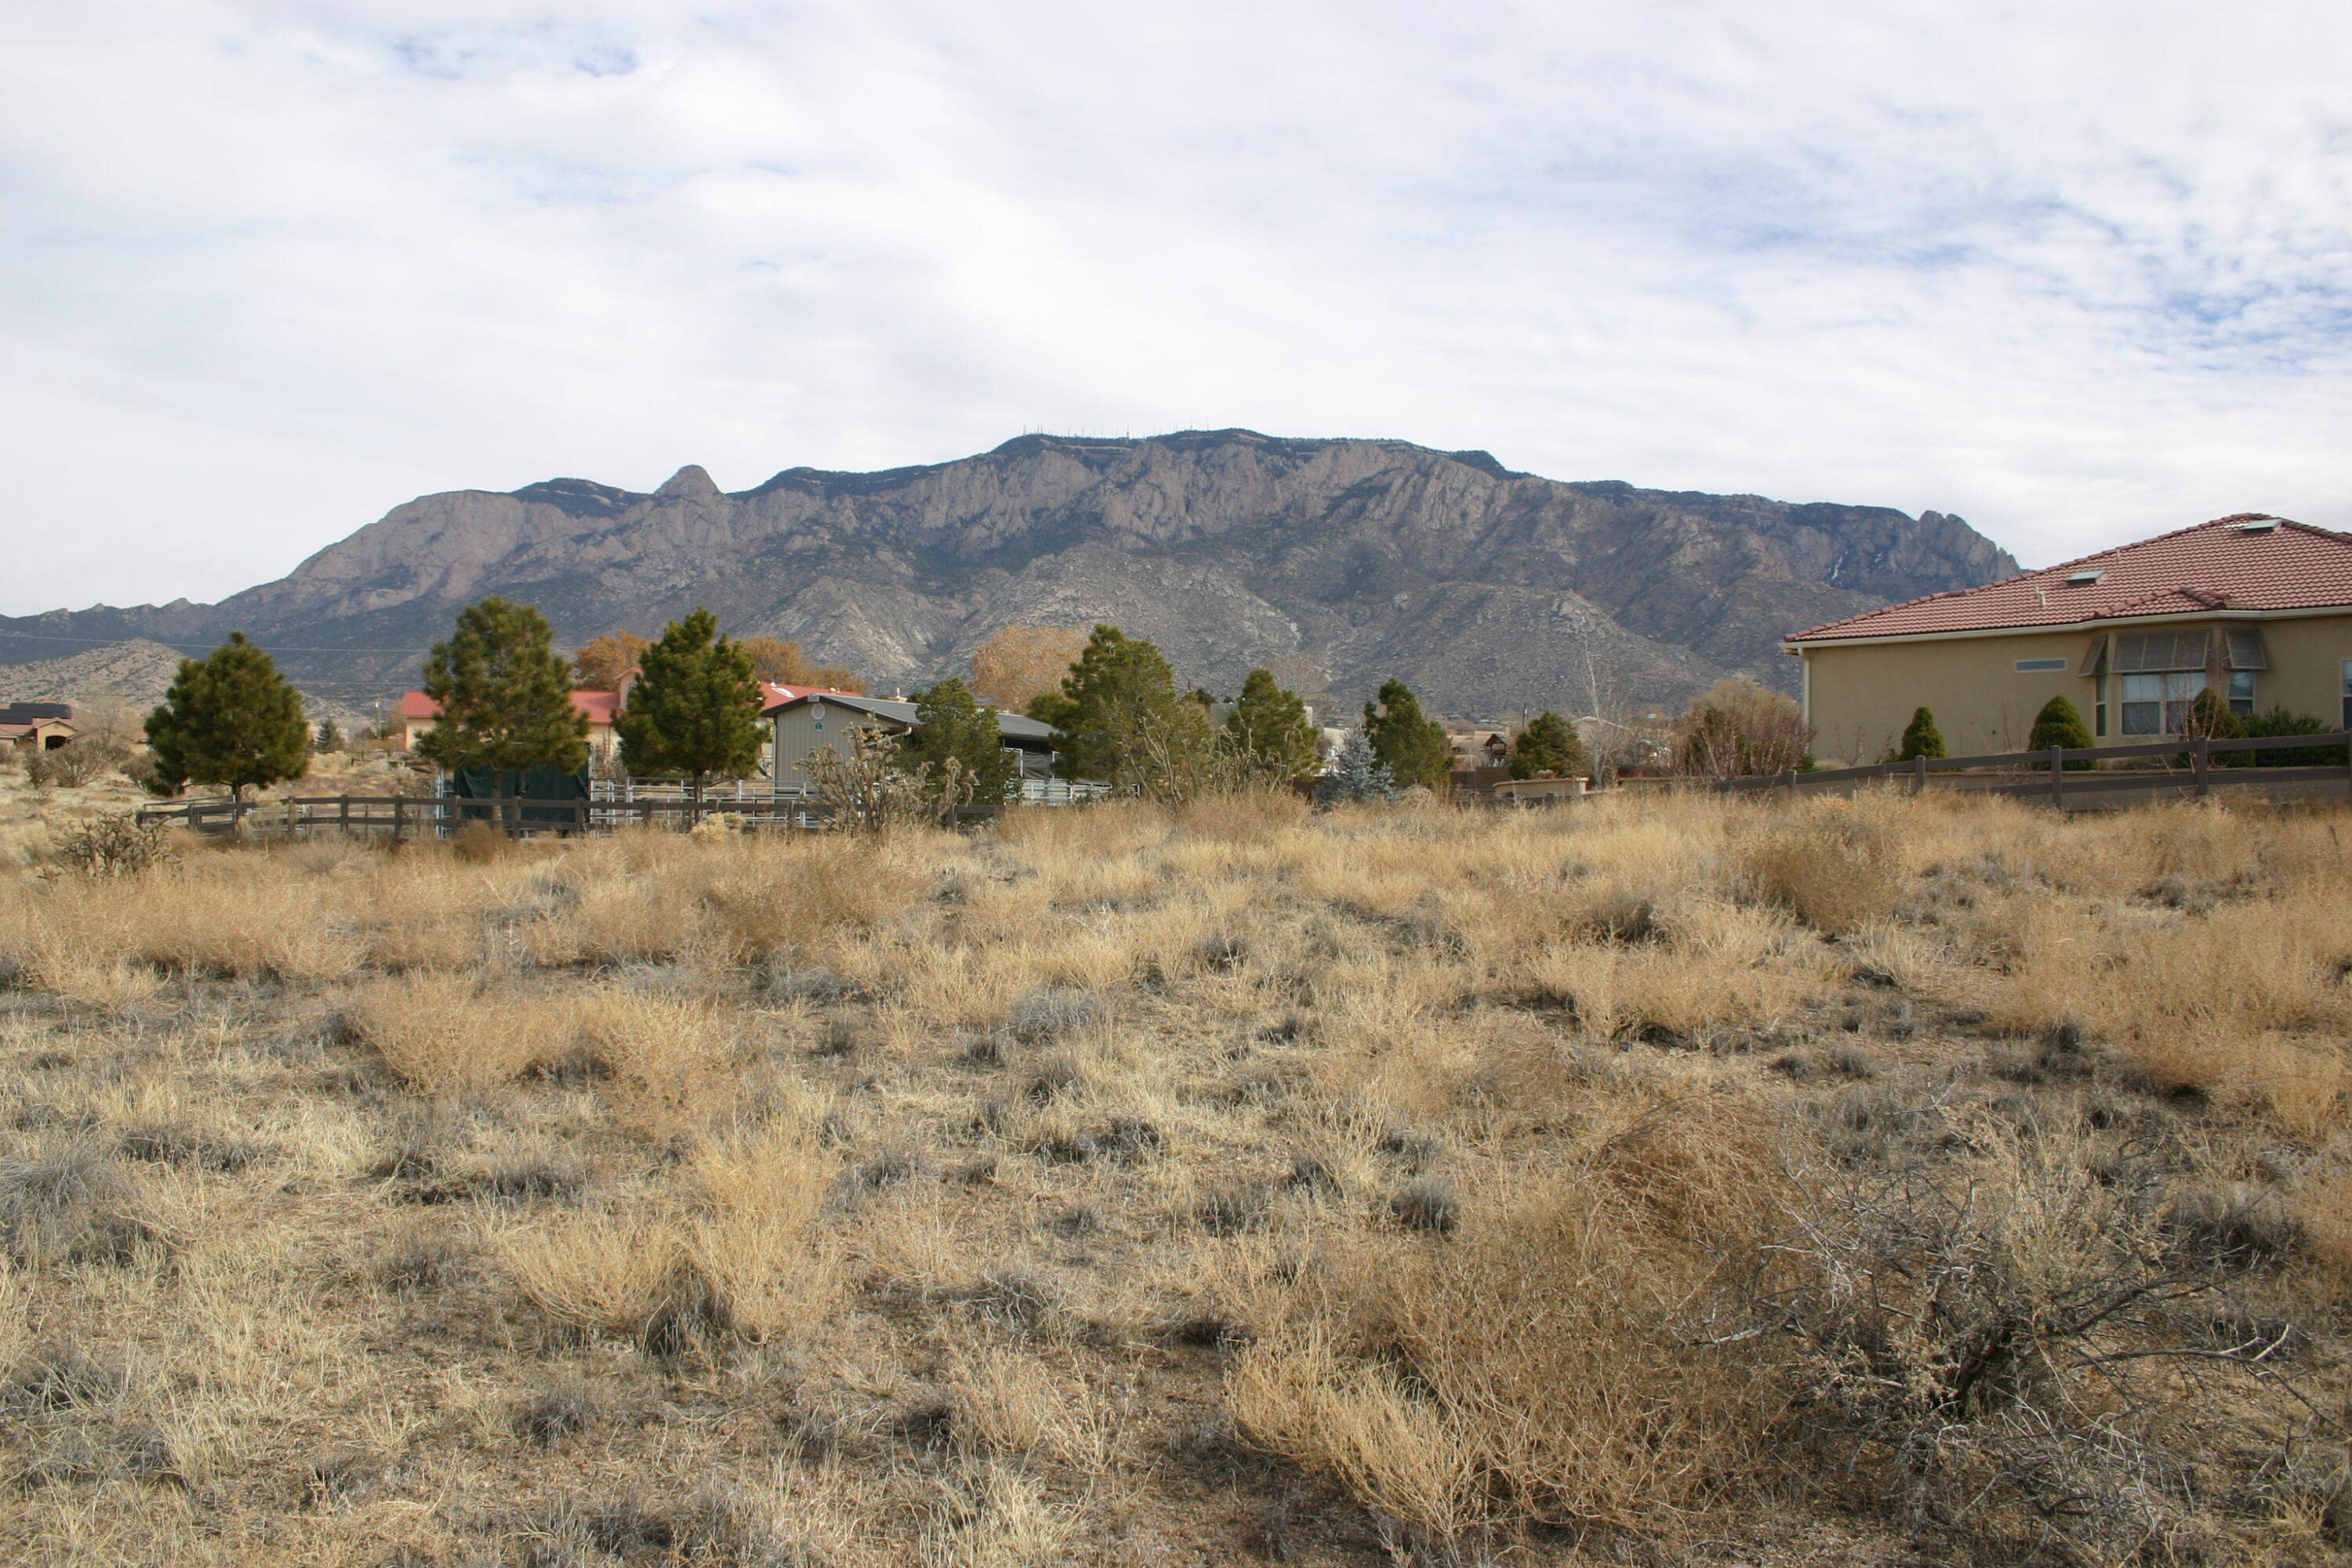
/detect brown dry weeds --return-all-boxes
[0,792,2347,1566]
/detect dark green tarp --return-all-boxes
[445,766,590,829]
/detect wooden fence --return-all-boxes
[129,793,1022,839]
[1711,731,2352,810]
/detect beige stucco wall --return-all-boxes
[1796,611,2352,765]
[400,716,617,754]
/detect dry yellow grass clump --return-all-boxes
[0,790,2347,1566]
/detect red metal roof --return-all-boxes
[1786,515,2352,643]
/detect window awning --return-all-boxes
[2112,630,2209,674]
[2076,633,2107,677]
[2223,626,2269,671]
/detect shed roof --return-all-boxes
[1785,515,2352,644]
[761,689,1057,743]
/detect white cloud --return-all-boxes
[2,0,2348,613]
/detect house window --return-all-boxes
[2014,658,2067,673]
[2343,659,2351,730]
[2228,670,2256,716]
[2120,671,2205,735]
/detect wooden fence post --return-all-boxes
[1782,768,1796,798]
[2049,746,2064,811]
[2193,735,2209,799]
[1912,753,1926,796]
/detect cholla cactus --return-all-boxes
[1315,730,1398,806]
[806,727,940,834]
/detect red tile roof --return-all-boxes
[400,690,624,723]
[1786,515,2352,643]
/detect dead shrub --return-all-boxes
[1742,805,1904,935]
[1767,1127,2319,1560]
[702,839,924,956]
[1174,786,1309,843]
[576,989,742,1141]
[517,1381,604,1445]
[1232,1095,1798,1537]
[2,1341,129,1412]
[503,1209,691,1344]
[343,975,579,1094]
[0,1148,152,1267]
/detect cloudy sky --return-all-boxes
[5,1,2349,616]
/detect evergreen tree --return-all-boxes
[2027,695,2093,768]
[1224,668,1318,780]
[1363,678,1451,790]
[416,597,588,795]
[898,677,1018,806]
[2238,707,2347,768]
[314,720,343,753]
[1315,731,1398,805]
[1508,710,1584,779]
[142,632,312,800]
[1028,625,1212,795]
[612,607,766,803]
[1893,706,1947,762]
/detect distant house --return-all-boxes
[1784,515,2352,764]
[0,702,78,751]
[397,689,624,755]
[762,690,1055,793]
[398,680,856,774]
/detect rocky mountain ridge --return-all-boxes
[0,430,2018,715]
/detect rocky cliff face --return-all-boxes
[0,430,2017,716]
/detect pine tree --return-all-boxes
[314,720,343,753]
[142,632,312,800]
[1224,668,1318,780]
[1028,625,1212,795]
[1363,678,1451,790]
[1315,731,1398,805]
[1894,706,1947,762]
[1508,710,1584,779]
[898,677,1018,806]
[416,597,588,797]
[2027,695,2093,768]
[611,607,765,804]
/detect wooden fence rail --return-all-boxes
[132,794,841,840]
[130,793,1016,838]
[1711,731,2352,809]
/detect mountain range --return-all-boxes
[0,430,2017,717]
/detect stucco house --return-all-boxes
[0,702,79,751]
[762,690,1056,793]
[397,688,625,754]
[1784,514,2352,764]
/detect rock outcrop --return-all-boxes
[0,430,2017,714]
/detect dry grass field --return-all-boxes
[0,790,2348,1566]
